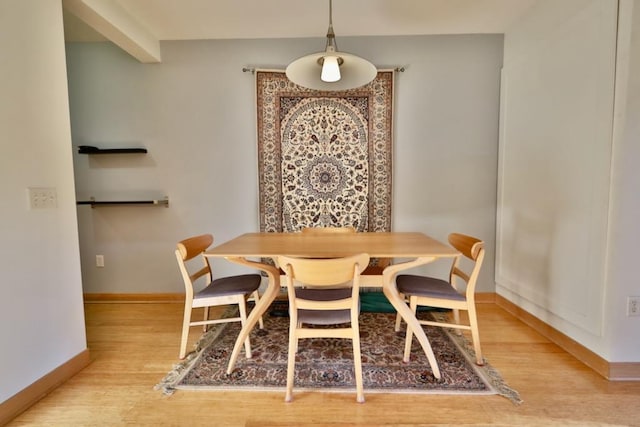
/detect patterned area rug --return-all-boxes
[256,70,393,233]
[157,307,521,404]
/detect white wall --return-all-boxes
[604,0,640,363]
[498,0,640,363]
[0,0,87,402]
[65,35,504,294]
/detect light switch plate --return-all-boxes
[28,187,57,209]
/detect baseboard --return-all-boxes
[495,294,640,381]
[475,292,495,303]
[83,293,184,303]
[0,349,90,426]
[609,362,640,381]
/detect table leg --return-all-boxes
[224,257,281,375]
[382,258,441,379]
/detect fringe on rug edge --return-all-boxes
[431,312,523,405]
[154,312,234,395]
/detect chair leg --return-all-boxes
[394,292,405,332]
[285,312,298,403]
[467,305,484,365]
[453,308,462,336]
[352,324,365,403]
[179,304,193,359]
[202,307,210,332]
[238,300,252,359]
[403,297,418,362]
[295,321,302,353]
[252,291,264,329]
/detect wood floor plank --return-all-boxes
[7,303,640,426]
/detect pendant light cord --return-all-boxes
[325,0,337,52]
[329,0,333,26]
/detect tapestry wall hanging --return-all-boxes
[256,70,393,233]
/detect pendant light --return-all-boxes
[285,0,377,91]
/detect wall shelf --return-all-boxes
[76,146,165,208]
[77,197,169,208]
[78,145,147,154]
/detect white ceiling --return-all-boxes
[63,0,538,43]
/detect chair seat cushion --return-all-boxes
[296,288,356,325]
[195,274,261,299]
[298,308,351,325]
[296,287,351,301]
[396,274,466,301]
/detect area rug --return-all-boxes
[255,70,393,233]
[157,308,521,404]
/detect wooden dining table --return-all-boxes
[204,231,460,379]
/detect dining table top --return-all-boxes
[205,231,460,259]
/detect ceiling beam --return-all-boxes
[63,0,161,63]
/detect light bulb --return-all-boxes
[321,56,341,82]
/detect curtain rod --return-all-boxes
[242,66,405,74]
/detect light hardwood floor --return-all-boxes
[7,303,640,426]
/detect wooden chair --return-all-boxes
[175,234,263,360]
[394,233,485,365]
[277,253,370,403]
[301,226,391,274]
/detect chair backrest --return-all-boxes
[301,226,356,235]
[278,253,369,286]
[447,233,485,297]
[278,253,370,312]
[175,234,214,299]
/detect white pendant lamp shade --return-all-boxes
[287,51,377,91]
[285,0,377,91]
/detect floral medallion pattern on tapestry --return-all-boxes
[256,71,393,233]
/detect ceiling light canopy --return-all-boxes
[285,0,377,91]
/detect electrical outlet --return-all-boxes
[96,255,104,268]
[628,297,640,316]
[28,187,57,209]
